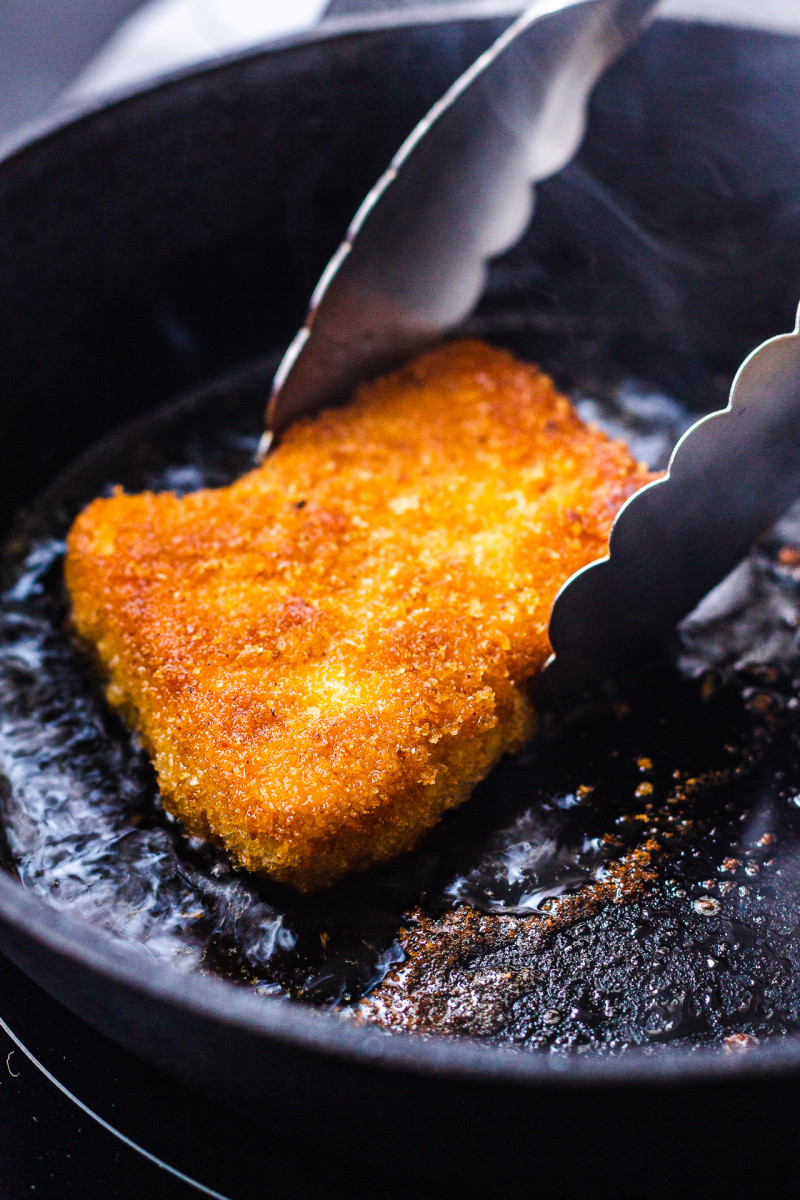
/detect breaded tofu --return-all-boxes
[65,341,650,890]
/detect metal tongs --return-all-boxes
[267,0,800,706]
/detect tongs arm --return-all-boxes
[267,0,661,437]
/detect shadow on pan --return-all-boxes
[3,9,800,1192]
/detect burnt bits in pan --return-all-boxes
[3,373,800,1056]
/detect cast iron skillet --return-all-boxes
[3,8,800,1189]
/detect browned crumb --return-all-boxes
[724,1032,759,1053]
[65,340,651,890]
[778,546,800,568]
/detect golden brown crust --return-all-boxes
[65,340,651,890]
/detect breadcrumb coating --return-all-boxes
[65,341,650,890]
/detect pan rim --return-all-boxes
[4,863,800,1088]
[3,6,800,1092]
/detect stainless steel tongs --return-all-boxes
[267,0,800,706]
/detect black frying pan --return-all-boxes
[3,10,800,1193]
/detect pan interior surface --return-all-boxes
[3,13,800,1088]
[5,342,800,1065]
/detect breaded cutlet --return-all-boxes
[65,340,651,891]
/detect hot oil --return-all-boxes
[360,659,800,1050]
[3,375,800,1054]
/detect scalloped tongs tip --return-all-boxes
[539,304,800,708]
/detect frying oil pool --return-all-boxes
[3,373,800,1054]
